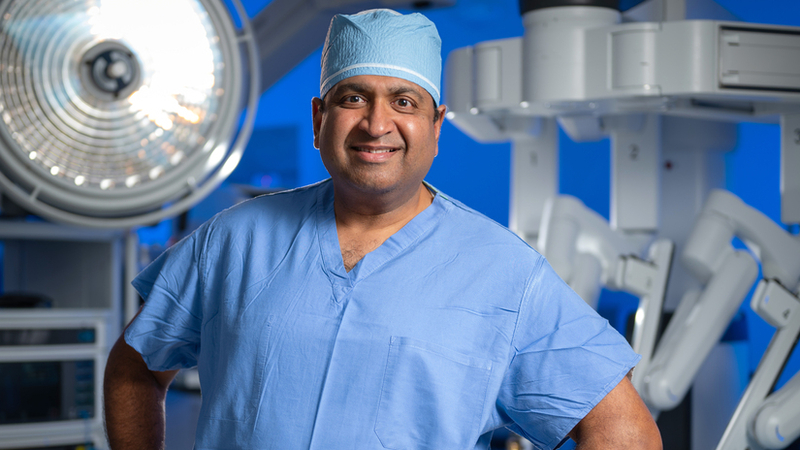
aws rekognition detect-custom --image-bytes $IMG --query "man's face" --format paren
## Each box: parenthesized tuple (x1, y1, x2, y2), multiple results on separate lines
(312, 75, 447, 198)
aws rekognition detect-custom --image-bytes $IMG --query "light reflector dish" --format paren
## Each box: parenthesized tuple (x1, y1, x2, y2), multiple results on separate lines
(0, 0, 258, 227)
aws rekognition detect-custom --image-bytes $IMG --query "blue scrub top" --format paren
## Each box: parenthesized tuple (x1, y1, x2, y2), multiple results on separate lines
(126, 179, 640, 450)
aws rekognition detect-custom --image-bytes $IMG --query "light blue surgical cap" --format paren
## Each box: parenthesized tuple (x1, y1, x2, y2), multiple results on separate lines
(320, 9, 442, 106)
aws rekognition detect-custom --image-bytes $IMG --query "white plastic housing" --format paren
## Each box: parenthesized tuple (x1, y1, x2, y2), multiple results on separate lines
(522, 6, 621, 102)
(538, 195, 645, 306)
(752, 371, 800, 449)
(446, 18, 800, 126)
(717, 279, 800, 450)
(781, 114, 800, 224)
(748, 279, 800, 449)
(699, 190, 800, 290)
(682, 203, 737, 284)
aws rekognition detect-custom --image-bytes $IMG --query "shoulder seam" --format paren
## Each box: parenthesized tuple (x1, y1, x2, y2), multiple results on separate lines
(508, 256, 545, 363)
(197, 213, 222, 306)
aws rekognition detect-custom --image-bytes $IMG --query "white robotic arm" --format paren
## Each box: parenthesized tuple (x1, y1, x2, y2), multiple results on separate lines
(748, 277, 800, 449)
(635, 189, 800, 449)
(538, 195, 647, 308)
(718, 266, 800, 450)
(643, 190, 761, 411)
(753, 374, 800, 449)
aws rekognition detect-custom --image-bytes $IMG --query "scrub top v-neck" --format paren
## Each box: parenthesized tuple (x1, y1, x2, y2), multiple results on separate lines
(315, 180, 444, 287)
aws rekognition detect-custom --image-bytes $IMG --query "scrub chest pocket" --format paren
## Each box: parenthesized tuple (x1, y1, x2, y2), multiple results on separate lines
(374, 336, 493, 449)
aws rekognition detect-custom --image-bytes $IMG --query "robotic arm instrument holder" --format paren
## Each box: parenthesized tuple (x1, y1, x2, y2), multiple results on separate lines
(717, 279, 800, 450)
(538, 195, 674, 385)
(747, 281, 800, 449)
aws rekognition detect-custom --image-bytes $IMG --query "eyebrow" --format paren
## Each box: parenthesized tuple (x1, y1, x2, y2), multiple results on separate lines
(328, 82, 369, 99)
(388, 85, 425, 101)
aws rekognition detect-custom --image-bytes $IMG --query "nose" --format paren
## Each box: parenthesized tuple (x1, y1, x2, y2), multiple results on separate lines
(359, 102, 394, 138)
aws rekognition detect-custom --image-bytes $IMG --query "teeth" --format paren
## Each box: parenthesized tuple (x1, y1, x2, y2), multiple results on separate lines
(356, 147, 395, 153)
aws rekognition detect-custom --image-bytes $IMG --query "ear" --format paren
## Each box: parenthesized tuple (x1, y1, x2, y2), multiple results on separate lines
(434, 104, 447, 156)
(312, 97, 324, 149)
(434, 104, 447, 139)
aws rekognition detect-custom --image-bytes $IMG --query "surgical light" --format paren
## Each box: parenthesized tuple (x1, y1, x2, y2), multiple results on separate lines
(0, 0, 258, 228)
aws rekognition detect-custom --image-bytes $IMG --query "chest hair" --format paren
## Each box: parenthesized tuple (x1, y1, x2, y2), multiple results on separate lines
(340, 237, 384, 272)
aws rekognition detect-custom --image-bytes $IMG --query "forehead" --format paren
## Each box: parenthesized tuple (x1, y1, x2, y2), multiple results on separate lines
(328, 75, 428, 99)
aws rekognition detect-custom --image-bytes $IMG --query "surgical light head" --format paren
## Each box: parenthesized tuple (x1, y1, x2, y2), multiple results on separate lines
(0, 0, 259, 228)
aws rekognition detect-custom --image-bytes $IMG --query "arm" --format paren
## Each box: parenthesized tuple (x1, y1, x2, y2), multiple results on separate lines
(103, 333, 179, 449)
(568, 374, 662, 450)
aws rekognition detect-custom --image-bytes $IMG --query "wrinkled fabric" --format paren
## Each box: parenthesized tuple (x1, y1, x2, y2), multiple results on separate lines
(319, 9, 442, 105)
(125, 179, 640, 450)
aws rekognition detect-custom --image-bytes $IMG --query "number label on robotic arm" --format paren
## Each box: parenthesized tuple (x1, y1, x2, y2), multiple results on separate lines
(752, 280, 800, 329)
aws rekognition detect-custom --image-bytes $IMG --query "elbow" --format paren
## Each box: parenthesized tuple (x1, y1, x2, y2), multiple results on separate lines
(634, 421, 663, 450)
(571, 411, 663, 450)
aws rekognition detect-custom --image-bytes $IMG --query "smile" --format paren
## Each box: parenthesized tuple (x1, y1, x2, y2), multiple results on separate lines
(353, 147, 399, 153)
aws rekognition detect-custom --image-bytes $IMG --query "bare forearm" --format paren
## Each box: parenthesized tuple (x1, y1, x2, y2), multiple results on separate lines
(103, 336, 173, 449)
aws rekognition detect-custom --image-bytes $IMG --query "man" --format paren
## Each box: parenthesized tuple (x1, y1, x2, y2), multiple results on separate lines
(104, 9, 661, 449)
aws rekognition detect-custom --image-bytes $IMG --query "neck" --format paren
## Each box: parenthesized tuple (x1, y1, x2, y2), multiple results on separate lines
(333, 182, 434, 272)
(333, 183, 433, 232)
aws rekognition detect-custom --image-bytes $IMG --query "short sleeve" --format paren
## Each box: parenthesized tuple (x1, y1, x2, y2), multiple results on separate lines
(124, 226, 209, 371)
(498, 258, 641, 450)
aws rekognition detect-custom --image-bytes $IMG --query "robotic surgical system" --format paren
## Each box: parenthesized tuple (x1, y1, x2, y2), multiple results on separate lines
(445, 0, 800, 448)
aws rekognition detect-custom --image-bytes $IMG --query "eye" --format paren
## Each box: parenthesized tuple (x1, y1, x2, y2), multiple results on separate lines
(344, 95, 364, 103)
(395, 98, 414, 109)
